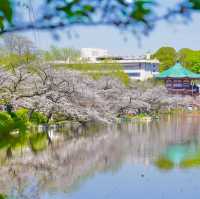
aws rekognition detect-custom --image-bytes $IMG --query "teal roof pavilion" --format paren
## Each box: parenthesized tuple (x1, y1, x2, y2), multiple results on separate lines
(156, 62, 200, 79)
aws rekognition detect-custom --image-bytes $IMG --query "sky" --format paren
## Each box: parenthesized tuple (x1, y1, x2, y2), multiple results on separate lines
(22, 0, 200, 56)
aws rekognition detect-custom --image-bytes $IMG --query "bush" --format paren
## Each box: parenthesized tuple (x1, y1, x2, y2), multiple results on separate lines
(30, 112, 48, 124)
(0, 108, 47, 137)
(15, 108, 29, 123)
(0, 112, 15, 135)
(16, 108, 47, 125)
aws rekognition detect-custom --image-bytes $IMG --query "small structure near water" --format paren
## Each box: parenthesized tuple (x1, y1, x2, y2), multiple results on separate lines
(156, 62, 200, 95)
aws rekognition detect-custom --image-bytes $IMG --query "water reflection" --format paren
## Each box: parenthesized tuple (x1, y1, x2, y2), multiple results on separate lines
(1, 113, 200, 198)
(156, 140, 200, 170)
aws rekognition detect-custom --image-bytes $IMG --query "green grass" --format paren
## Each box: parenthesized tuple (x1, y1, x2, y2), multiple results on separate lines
(54, 62, 130, 86)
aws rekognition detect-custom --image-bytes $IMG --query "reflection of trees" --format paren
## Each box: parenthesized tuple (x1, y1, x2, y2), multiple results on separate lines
(0, 114, 200, 196)
(0, 193, 7, 199)
(0, 132, 48, 163)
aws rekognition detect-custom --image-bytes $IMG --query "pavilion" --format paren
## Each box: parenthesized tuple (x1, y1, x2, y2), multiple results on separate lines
(156, 62, 200, 95)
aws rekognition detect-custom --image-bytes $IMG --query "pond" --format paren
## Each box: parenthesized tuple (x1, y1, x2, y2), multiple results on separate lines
(0, 113, 200, 199)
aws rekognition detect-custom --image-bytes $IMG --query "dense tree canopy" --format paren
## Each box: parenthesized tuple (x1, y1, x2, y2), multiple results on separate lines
(0, 0, 200, 35)
(0, 34, 37, 69)
(153, 47, 200, 72)
(152, 47, 177, 72)
(178, 48, 200, 70)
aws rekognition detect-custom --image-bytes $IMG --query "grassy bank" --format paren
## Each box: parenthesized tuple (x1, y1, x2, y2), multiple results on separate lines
(54, 62, 130, 86)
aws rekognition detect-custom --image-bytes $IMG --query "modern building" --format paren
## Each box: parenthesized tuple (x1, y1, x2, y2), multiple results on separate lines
(95, 55, 159, 81)
(113, 57, 159, 81)
(81, 48, 109, 62)
(80, 48, 159, 81)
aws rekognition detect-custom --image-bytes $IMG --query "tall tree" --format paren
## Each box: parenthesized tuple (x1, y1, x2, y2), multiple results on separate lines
(152, 47, 177, 72)
(0, 34, 37, 68)
(178, 48, 200, 69)
(3, 34, 36, 56)
(44, 46, 81, 62)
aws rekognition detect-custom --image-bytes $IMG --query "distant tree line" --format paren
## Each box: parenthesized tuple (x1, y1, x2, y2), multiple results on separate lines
(0, 34, 82, 68)
(152, 47, 200, 73)
(0, 33, 129, 86)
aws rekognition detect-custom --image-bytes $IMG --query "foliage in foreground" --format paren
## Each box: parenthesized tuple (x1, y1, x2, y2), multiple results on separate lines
(0, 109, 47, 144)
(0, 109, 49, 158)
(0, 0, 200, 36)
(0, 194, 7, 199)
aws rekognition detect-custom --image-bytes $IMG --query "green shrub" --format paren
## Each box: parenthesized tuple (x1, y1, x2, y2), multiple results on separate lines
(0, 112, 15, 135)
(15, 108, 29, 123)
(30, 112, 48, 124)
(16, 108, 47, 125)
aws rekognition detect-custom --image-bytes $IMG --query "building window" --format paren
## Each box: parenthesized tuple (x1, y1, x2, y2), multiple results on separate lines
(128, 72, 141, 77)
(152, 64, 157, 72)
(173, 80, 183, 88)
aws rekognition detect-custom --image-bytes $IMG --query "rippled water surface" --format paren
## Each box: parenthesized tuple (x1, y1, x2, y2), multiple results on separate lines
(1, 114, 200, 199)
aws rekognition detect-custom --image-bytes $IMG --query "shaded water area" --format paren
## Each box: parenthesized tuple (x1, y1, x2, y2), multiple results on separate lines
(1, 114, 200, 198)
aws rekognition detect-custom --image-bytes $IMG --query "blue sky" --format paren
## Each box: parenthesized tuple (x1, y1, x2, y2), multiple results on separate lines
(23, 0, 200, 56)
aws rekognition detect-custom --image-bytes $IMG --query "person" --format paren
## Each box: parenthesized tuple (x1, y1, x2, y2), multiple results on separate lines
(189, 83, 199, 93)
(4, 103, 13, 113)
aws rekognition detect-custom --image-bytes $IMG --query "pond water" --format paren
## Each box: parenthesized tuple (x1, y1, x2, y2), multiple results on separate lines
(1, 114, 200, 199)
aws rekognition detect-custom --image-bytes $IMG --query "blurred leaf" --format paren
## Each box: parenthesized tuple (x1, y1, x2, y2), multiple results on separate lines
(131, 1, 152, 21)
(83, 5, 95, 12)
(0, 193, 8, 199)
(75, 10, 89, 18)
(189, 0, 200, 10)
(117, 0, 129, 6)
(0, 0, 13, 22)
(57, 1, 93, 20)
(0, 16, 4, 30)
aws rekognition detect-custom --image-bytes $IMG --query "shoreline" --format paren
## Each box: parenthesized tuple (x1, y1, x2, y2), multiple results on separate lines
(0, 65, 200, 133)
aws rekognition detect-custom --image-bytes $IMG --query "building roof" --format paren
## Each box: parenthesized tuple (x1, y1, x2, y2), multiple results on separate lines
(156, 62, 200, 79)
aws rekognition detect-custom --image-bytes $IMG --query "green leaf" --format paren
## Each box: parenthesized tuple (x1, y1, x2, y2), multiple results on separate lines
(131, 2, 149, 21)
(83, 5, 95, 12)
(0, 193, 8, 199)
(189, 0, 200, 10)
(0, 16, 4, 30)
(0, 0, 13, 23)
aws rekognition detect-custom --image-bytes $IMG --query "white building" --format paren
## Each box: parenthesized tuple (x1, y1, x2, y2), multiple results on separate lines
(80, 48, 159, 80)
(81, 48, 109, 62)
(95, 55, 159, 81)
(46, 48, 158, 81)
(116, 58, 159, 81)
